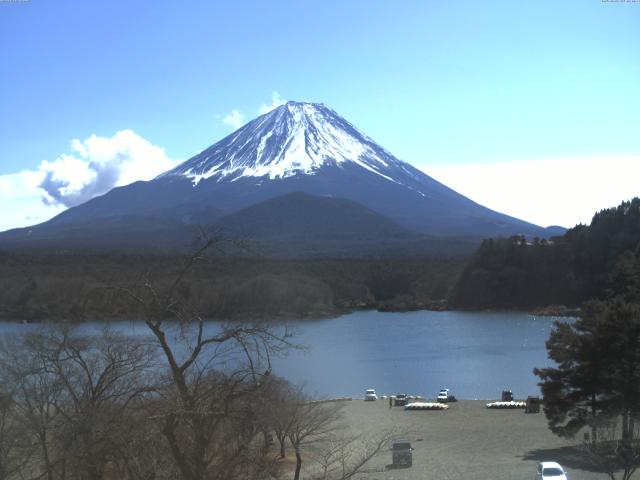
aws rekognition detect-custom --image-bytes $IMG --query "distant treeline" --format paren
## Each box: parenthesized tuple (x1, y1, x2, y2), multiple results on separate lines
(0, 253, 462, 321)
(3, 198, 640, 320)
(452, 198, 640, 309)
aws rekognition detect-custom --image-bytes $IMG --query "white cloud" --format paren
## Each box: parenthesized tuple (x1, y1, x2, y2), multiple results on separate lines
(222, 109, 245, 129)
(220, 93, 286, 130)
(425, 155, 640, 228)
(0, 171, 66, 232)
(0, 130, 180, 232)
(259, 91, 286, 115)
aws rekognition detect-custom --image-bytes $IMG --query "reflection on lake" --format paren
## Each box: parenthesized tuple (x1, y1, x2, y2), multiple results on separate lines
(0, 310, 567, 400)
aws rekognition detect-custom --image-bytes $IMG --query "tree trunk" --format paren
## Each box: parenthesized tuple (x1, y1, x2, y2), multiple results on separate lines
(162, 415, 193, 480)
(293, 445, 302, 480)
(84, 430, 103, 480)
(620, 409, 635, 480)
(38, 428, 55, 480)
(191, 421, 208, 480)
(279, 438, 286, 458)
(591, 393, 598, 444)
(622, 409, 630, 444)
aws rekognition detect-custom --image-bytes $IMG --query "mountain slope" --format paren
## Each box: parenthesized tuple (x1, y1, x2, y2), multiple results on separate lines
(211, 192, 478, 258)
(0, 101, 561, 254)
(213, 192, 412, 240)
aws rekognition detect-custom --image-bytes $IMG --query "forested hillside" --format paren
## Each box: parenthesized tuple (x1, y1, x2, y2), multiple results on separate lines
(452, 198, 640, 309)
(5, 198, 640, 320)
(0, 253, 462, 321)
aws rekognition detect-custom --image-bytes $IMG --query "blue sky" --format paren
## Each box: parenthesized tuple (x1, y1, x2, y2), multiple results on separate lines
(1, 0, 639, 229)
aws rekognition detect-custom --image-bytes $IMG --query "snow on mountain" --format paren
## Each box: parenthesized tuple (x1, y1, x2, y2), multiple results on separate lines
(0, 100, 560, 253)
(161, 101, 422, 190)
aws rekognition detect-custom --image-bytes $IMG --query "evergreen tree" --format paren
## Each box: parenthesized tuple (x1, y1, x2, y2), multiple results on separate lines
(454, 197, 640, 309)
(535, 297, 640, 479)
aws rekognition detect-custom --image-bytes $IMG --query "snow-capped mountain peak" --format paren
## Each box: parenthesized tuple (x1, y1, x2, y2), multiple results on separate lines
(162, 101, 411, 185)
(3, 101, 555, 249)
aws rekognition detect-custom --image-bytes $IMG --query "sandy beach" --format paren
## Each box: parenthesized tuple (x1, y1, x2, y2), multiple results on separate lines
(302, 399, 606, 480)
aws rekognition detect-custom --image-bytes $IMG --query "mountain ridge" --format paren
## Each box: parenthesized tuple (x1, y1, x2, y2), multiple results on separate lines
(0, 101, 564, 255)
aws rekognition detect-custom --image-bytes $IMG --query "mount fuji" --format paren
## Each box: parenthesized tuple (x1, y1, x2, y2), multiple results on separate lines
(0, 101, 562, 255)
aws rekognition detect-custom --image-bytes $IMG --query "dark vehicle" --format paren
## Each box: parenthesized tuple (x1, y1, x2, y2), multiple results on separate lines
(392, 441, 413, 467)
(393, 394, 408, 407)
(501, 389, 514, 401)
(526, 396, 541, 413)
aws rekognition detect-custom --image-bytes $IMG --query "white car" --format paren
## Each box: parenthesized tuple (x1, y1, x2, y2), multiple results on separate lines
(364, 389, 378, 401)
(437, 388, 450, 402)
(536, 461, 568, 480)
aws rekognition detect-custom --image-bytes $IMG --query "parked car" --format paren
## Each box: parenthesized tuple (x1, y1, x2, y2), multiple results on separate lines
(364, 388, 377, 401)
(394, 394, 408, 406)
(536, 461, 568, 480)
(392, 441, 413, 467)
(437, 388, 450, 402)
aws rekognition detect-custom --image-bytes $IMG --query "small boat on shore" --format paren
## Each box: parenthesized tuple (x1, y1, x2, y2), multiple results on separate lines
(486, 401, 526, 409)
(405, 402, 449, 411)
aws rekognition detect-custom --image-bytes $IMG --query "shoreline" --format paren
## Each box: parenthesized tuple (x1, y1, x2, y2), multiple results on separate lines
(0, 304, 580, 323)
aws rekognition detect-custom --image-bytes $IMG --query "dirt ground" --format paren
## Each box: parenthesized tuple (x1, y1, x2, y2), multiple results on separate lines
(298, 399, 608, 480)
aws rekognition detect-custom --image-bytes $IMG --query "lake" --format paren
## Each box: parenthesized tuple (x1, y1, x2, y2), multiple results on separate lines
(0, 310, 566, 400)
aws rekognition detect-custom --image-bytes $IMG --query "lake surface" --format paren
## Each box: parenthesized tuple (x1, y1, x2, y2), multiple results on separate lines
(0, 310, 566, 400)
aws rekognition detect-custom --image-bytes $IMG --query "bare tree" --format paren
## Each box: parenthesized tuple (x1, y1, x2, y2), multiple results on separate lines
(44, 327, 156, 480)
(0, 238, 295, 480)
(119, 238, 294, 480)
(257, 375, 296, 459)
(583, 415, 640, 480)
(0, 331, 64, 480)
(309, 431, 399, 480)
(0, 326, 157, 480)
(0, 390, 32, 480)
(286, 394, 345, 480)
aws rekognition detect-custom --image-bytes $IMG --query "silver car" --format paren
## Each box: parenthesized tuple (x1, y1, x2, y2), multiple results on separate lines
(536, 461, 568, 480)
(364, 388, 377, 401)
